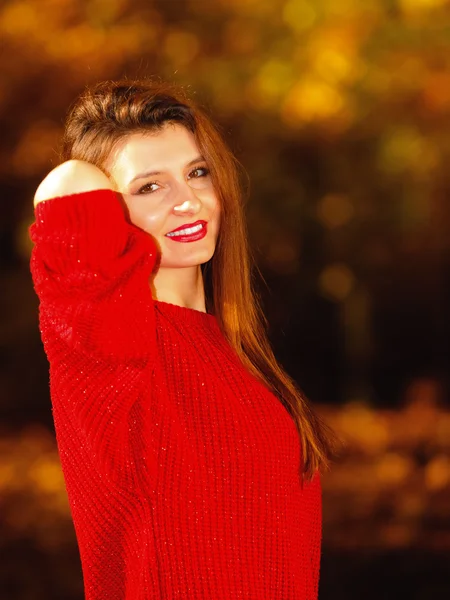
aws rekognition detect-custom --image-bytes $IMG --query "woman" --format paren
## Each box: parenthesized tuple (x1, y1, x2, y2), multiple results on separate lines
(30, 80, 333, 599)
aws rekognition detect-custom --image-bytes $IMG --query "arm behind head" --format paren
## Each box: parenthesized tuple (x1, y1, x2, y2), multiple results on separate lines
(34, 160, 113, 207)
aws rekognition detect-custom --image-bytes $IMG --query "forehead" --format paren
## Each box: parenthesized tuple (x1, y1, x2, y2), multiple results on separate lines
(107, 123, 200, 176)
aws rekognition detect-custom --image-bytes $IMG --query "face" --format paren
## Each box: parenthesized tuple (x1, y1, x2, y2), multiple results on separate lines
(106, 124, 220, 269)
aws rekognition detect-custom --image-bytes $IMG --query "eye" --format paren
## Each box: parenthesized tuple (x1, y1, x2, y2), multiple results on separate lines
(137, 181, 160, 194)
(188, 166, 210, 179)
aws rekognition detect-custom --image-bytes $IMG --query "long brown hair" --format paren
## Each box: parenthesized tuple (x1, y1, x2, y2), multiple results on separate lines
(62, 79, 335, 481)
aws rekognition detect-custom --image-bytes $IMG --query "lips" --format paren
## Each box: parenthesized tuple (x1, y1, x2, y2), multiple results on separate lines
(166, 220, 206, 235)
(165, 220, 208, 243)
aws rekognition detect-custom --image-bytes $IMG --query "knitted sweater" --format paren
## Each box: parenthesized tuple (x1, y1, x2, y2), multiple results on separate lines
(30, 189, 322, 600)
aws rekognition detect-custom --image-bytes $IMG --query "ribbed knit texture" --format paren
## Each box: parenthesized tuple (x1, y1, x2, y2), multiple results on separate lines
(29, 189, 322, 600)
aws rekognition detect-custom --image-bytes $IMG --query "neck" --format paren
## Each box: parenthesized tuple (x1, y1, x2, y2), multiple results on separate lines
(152, 265, 207, 313)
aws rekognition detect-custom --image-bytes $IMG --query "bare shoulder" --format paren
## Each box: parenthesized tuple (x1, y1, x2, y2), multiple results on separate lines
(34, 160, 113, 207)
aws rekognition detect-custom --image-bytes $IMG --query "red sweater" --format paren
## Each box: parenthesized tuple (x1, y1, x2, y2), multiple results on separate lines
(30, 189, 322, 600)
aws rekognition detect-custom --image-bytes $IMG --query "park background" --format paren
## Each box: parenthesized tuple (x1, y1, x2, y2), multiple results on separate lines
(1, 0, 449, 598)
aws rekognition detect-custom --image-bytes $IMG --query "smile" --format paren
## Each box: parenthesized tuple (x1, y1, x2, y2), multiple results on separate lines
(165, 221, 208, 242)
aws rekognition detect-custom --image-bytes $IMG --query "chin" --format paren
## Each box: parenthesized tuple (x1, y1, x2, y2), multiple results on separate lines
(161, 247, 216, 268)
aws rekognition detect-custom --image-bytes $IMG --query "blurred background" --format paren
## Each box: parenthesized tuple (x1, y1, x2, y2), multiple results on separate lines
(1, 0, 450, 598)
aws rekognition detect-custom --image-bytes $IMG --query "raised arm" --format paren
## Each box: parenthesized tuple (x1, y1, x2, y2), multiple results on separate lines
(30, 160, 158, 361)
(34, 159, 113, 205)
(30, 161, 159, 490)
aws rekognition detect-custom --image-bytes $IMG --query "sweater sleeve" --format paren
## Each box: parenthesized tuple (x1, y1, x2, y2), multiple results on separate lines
(29, 189, 157, 361)
(29, 189, 159, 490)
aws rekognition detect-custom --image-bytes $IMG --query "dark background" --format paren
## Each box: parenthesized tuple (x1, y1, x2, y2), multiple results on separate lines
(1, 0, 449, 598)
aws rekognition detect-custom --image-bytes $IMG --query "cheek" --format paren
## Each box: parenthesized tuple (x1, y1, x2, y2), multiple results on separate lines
(124, 197, 165, 235)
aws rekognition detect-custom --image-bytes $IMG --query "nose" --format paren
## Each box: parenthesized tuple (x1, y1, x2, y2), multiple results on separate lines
(172, 181, 201, 216)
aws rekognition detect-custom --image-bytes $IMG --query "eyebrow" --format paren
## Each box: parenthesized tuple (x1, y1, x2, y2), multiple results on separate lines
(128, 155, 206, 185)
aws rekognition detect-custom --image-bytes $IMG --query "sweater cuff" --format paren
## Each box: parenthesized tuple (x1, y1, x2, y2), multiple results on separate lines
(30, 189, 130, 263)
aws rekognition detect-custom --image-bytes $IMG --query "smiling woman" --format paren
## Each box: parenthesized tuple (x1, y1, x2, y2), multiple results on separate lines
(106, 126, 221, 302)
(29, 79, 334, 600)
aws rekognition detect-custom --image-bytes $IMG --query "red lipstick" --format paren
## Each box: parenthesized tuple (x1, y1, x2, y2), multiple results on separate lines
(165, 220, 207, 243)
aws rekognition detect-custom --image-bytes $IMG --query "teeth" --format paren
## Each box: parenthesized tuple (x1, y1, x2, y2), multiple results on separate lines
(167, 223, 204, 237)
